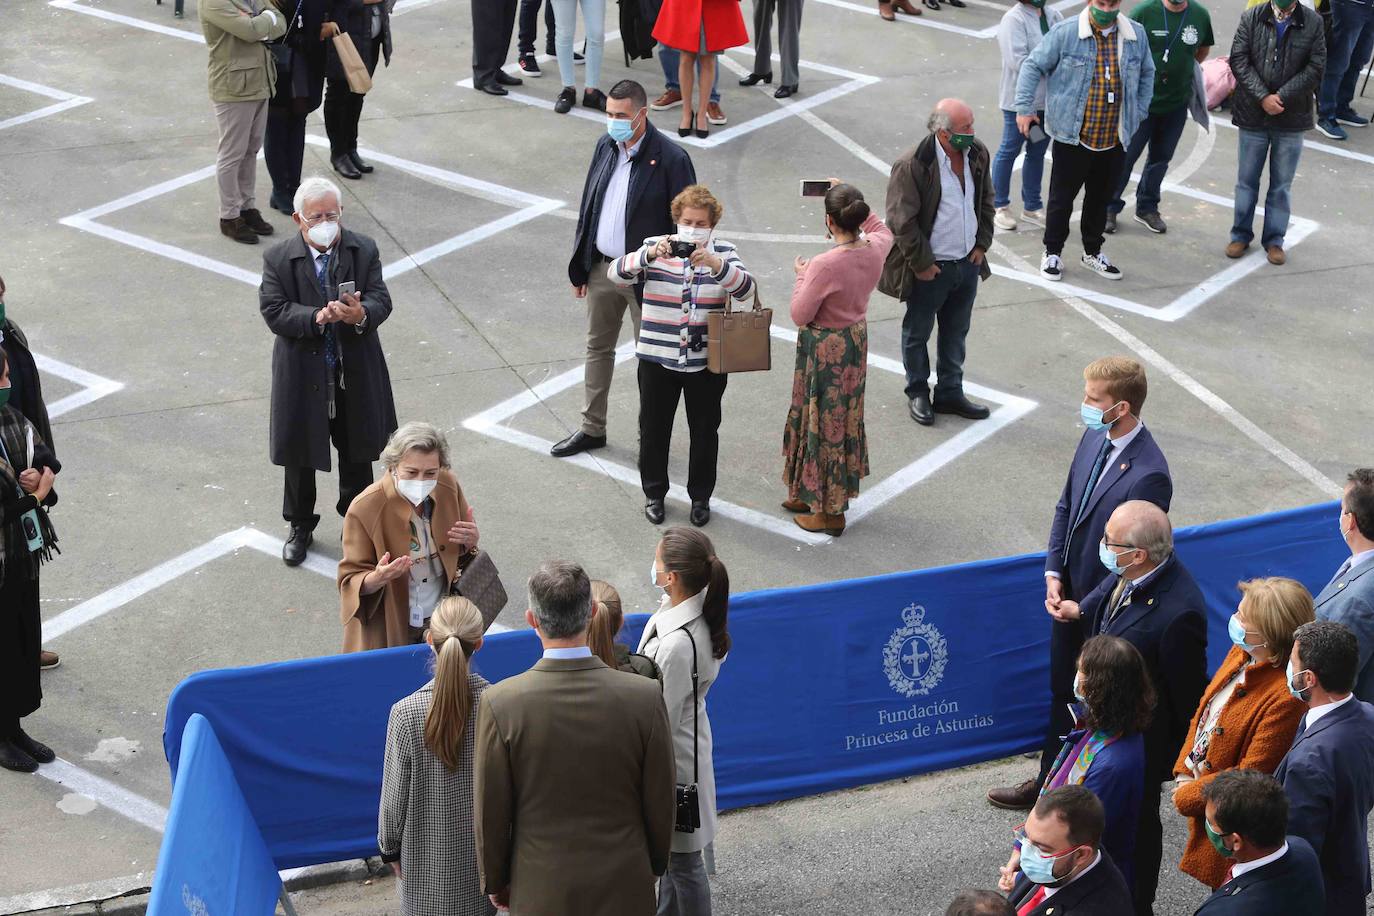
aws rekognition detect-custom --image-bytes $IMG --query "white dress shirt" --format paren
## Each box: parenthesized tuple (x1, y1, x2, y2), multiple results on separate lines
(930, 141, 978, 262)
(595, 136, 644, 260)
(1091, 419, 1144, 496)
(543, 646, 594, 659)
(1043, 850, 1102, 899)
(1345, 547, 1374, 573)
(1303, 691, 1354, 730)
(1230, 841, 1290, 880)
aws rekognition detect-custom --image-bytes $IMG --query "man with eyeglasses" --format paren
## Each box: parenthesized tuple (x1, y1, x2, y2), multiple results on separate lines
(259, 175, 397, 567)
(1006, 785, 1133, 915)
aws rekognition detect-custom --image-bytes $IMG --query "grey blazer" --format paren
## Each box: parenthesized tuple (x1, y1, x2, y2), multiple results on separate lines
(1315, 556, 1374, 703)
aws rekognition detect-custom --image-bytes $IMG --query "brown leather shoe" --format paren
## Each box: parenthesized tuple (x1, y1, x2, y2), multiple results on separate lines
(706, 102, 727, 125)
(651, 88, 683, 110)
(1224, 241, 1248, 259)
(987, 777, 1039, 810)
(893, 0, 923, 14)
(220, 216, 258, 245)
(39, 650, 59, 670)
(240, 208, 274, 236)
(795, 512, 845, 536)
(1266, 245, 1286, 265)
(781, 498, 810, 513)
(878, 0, 896, 19)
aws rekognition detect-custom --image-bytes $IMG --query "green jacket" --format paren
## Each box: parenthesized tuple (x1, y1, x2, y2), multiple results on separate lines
(200, 0, 288, 103)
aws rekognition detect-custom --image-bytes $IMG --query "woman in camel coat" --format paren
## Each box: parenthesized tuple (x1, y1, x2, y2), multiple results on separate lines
(338, 422, 479, 652)
(1171, 577, 1311, 888)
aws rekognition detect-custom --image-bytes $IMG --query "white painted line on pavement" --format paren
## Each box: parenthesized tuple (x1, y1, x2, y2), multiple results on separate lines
(0, 73, 94, 132)
(48, 0, 206, 42)
(37, 758, 169, 833)
(33, 353, 125, 418)
(810, 0, 1002, 38)
(1214, 118, 1374, 166)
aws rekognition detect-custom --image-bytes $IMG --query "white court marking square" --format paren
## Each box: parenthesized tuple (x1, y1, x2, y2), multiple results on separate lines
(58, 135, 564, 286)
(34, 354, 124, 418)
(48, 0, 438, 41)
(464, 328, 1037, 545)
(808, 0, 1079, 41)
(0, 74, 93, 132)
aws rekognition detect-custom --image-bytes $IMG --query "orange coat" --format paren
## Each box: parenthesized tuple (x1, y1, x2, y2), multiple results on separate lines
(1171, 645, 1305, 888)
(337, 469, 470, 652)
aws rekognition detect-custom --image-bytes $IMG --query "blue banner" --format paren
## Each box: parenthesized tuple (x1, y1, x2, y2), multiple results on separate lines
(164, 501, 1346, 870)
(148, 714, 281, 916)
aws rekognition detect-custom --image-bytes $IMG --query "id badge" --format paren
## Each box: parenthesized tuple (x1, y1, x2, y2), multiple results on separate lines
(1107, 91, 1116, 104)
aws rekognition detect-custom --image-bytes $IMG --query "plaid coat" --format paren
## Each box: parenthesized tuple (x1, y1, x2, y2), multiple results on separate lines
(380, 675, 496, 916)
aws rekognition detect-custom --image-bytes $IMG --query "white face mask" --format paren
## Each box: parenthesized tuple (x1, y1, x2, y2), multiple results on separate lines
(651, 561, 669, 594)
(307, 219, 340, 249)
(395, 475, 436, 506)
(676, 225, 710, 244)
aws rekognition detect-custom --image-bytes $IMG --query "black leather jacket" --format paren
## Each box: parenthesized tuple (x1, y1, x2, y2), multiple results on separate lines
(1229, 2, 1326, 131)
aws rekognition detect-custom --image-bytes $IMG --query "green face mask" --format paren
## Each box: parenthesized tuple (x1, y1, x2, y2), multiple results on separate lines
(1204, 821, 1235, 858)
(947, 131, 975, 151)
(1271, 0, 1298, 9)
(0, 386, 10, 410)
(1028, 0, 1047, 7)
(0, 299, 6, 325)
(1089, 5, 1120, 25)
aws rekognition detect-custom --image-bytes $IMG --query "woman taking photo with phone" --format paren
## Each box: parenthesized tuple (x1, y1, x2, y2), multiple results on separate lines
(783, 181, 892, 536)
(609, 184, 755, 528)
(639, 526, 730, 915)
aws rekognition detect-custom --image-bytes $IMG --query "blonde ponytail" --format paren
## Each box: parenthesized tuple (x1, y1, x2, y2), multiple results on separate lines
(424, 596, 485, 770)
(586, 580, 625, 668)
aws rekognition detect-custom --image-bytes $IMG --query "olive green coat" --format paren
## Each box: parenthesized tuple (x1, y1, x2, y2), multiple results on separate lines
(199, 0, 288, 102)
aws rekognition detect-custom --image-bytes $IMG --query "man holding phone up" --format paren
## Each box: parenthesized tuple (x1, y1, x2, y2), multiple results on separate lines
(260, 175, 397, 566)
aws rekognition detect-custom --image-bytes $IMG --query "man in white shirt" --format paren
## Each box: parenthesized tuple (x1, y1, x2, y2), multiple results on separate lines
(1315, 468, 1374, 703)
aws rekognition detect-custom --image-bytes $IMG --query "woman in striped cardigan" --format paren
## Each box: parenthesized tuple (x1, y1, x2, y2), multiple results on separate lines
(1170, 577, 1312, 889)
(609, 184, 755, 529)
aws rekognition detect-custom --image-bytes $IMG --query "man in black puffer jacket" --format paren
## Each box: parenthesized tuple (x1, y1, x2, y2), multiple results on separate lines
(1226, 0, 1325, 266)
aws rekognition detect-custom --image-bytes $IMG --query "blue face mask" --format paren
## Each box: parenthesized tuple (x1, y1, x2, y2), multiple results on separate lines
(607, 113, 637, 143)
(1020, 841, 1081, 886)
(1286, 660, 1312, 702)
(1228, 615, 1264, 654)
(1080, 401, 1122, 431)
(1098, 540, 1137, 576)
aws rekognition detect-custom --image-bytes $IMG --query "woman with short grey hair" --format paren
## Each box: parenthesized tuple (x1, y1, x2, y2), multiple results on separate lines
(338, 422, 481, 652)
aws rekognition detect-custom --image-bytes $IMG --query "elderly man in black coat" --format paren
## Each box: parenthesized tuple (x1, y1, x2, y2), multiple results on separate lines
(259, 175, 397, 566)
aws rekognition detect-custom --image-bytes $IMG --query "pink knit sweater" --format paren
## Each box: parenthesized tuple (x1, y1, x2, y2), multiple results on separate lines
(789, 214, 894, 329)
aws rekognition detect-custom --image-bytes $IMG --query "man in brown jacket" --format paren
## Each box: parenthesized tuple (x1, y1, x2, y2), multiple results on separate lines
(475, 560, 675, 915)
(879, 98, 995, 429)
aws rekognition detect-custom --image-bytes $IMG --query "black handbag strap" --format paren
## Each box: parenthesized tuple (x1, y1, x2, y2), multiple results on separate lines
(679, 625, 699, 784)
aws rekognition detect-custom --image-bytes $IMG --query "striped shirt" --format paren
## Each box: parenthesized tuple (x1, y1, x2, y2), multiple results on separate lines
(609, 237, 755, 372)
(1079, 26, 1122, 151)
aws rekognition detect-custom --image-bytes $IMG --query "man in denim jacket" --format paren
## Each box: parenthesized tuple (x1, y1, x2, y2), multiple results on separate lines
(1014, 0, 1154, 283)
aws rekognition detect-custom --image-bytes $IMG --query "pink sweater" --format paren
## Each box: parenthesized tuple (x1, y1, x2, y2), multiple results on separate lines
(789, 214, 894, 329)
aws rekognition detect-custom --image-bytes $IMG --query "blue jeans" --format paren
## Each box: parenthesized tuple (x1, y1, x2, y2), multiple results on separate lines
(660, 46, 720, 103)
(1320, 0, 1374, 119)
(1108, 104, 1188, 216)
(552, 0, 604, 88)
(991, 108, 1049, 210)
(900, 257, 980, 401)
(1231, 128, 1304, 250)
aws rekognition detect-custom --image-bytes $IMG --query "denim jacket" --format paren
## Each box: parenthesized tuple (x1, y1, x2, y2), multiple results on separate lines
(1014, 7, 1156, 147)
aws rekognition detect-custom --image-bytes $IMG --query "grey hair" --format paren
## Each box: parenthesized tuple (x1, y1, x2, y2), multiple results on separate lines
(927, 108, 954, 133)
(528, 560, 593, 639)
(1119, 500, 1174, 564)
(380, 421, 452, 470)
(293, 176, 343, 215)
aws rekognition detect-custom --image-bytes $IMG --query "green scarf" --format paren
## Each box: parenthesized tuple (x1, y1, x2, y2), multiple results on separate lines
(0, 406, 59, 586)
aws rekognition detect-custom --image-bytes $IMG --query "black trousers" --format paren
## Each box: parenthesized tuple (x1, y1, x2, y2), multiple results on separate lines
(1043, 141, 1124, 257)
(517, 0, 556, 55)
(282, 382, 375, 529)
(637, 360, 728, 502)
(323, 40, 380, 158)
(264, 48, 325, 199)
(1133, 775, 1164, 916)
(472, 0, 519, 87)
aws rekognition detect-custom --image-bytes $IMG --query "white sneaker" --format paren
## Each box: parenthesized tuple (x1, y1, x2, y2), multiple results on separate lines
(1081, 251, 1123, 280)
(1021, 208, 1044, 226)
(1040, 252, 1062, 281)
(994, 207, 1018, 231)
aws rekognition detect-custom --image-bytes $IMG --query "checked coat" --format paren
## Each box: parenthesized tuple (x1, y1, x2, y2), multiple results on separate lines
(379, 675, 496, 916)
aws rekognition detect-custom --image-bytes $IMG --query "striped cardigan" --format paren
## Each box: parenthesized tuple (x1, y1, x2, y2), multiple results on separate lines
(609, 236, 755, 371)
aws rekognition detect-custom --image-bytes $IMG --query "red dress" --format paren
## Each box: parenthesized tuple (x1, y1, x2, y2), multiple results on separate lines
(653, 0, 749, 53)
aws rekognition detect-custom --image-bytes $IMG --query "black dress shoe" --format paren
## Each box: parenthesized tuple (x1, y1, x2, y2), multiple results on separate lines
(477, 81, 509, 96)
(550, 430, 606, 457)
(0, 740, 38, 773)
(494, 70, 523, 86)
(282, 526, 313, 567)
(348, 151, 373, 173)
(774, 84, 798, 99)
(739, 71, 772, 86)
(240, 207, 274, 235)
(332, 154, 362, 180)
(12, 729, 54, 764)
(690, 500, 710, 527)
(909, 394, 934, 426)
(933, 393, 991, 420)
(269, 189, 295, 215)
(645, 499, 666, 525)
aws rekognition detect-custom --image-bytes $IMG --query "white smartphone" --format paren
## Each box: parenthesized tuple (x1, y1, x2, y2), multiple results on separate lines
(800, 179, 831, 198)
(337, 281, 356, 299)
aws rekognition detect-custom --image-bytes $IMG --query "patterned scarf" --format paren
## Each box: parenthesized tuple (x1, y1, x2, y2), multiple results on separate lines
(0, 406, 59, 586)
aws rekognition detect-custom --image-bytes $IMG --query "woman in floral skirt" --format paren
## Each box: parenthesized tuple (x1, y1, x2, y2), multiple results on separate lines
(783, 181, 892, 536)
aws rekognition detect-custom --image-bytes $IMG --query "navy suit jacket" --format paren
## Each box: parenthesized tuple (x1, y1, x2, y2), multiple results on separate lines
(1008, 851, 1133, 916)
(1082, 556, 1209, 781)
(1192, 836, 1324, 916)
(1046, 425, 1172, 601)
(567, 121, 696, 288)
(1313, 557, 1374, 704)
(1275, 698, 1374, 916)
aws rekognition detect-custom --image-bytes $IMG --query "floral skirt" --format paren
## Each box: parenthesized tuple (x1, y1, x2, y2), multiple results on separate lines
(782, 321, 869, 515)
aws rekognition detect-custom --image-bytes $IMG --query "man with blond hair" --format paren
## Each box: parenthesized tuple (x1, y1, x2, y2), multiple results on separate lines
(989, 356, 1172, 816)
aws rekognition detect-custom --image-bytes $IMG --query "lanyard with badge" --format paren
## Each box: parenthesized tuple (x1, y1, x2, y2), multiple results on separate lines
(0, 426, 47, 553)
(1159, 5, 1189, 63)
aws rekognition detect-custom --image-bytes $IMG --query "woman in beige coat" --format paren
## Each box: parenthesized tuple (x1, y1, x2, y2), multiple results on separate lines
(338, 422, 479, 652)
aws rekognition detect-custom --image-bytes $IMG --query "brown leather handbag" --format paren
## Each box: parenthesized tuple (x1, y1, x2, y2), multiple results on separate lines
(451, 550, 508, 631)
(706, 289, 772, 374)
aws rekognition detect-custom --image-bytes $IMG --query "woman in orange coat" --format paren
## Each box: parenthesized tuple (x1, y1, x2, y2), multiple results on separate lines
(1170, 577, 1312, 888)
(652, 0, 747, 138)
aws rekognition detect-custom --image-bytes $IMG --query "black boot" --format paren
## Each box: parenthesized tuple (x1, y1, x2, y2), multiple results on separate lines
(282, 526, 313, 567)
(0, 740, 37, 773)
(12, 729, 54, 764)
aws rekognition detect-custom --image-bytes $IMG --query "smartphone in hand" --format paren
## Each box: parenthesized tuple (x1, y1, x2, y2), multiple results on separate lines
(800, 179, 830, 198)
(337, 280, 356, 299)
(1027, 123, 1047, 144)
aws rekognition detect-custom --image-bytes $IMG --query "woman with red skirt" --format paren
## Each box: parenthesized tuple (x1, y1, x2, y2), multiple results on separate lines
(652, 0, 747, 138)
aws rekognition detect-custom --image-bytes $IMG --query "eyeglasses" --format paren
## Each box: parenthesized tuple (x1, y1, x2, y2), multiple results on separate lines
(300, 211, 340, 225)
(1102, 539, 1137, 550)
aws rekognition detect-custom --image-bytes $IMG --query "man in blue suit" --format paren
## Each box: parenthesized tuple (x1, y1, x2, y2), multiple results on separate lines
(1053, 501, 1207, 913)
(989, 356, 1171, 812)
(1314, 469, 1374, 703)
(1275, 620, 1374, 916)
(1193, 769, 1324, 915)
